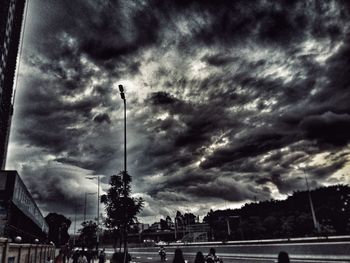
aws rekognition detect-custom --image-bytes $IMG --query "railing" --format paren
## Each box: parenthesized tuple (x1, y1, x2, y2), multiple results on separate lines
(0, 238, 55, 263)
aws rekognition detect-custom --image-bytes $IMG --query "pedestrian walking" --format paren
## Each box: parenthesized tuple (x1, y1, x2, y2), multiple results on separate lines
(77, 252, 88, 263)
(172, 248, 185, 263)
(72, 250, 79, 263)
(86, 250, 93, 263)
(278, 251, 290, 263)
(54, 250, 64, 263)
(194, 251, 205, 263)
(205, 248, 223, 263)
(98, 248, 106, 263)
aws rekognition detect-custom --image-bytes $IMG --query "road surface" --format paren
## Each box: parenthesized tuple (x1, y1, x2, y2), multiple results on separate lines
(102, 241, 350, 263)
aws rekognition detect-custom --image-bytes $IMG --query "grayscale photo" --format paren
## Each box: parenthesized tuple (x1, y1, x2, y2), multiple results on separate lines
(0, 1, 349, 262)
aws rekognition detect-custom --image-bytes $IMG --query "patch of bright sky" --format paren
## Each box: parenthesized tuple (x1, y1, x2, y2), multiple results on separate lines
(65, 123, 86, 130)
(239, 43, 303, 83)
(266, 181, 287, 200)
(259, 150, 278, 165)
(189, 60, 210, 79)
(261, 63, 296, 83)
(219, 200, 247, 211)
(145, 173, 166, 184)
(196, 133, 230, 167)
(157, 112, 170, 121)
(61, 90, 85, 103)
(115, 77, 150, 103)
(307, 151, 332, 167)
(163, 11, 211, 41)
(312, 149, 350, 185)
(80, 55, 99, 74)
(298, 38, 343, 65)
(6, 143, 55, 169)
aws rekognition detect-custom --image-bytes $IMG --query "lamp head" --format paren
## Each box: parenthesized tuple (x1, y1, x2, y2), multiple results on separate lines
(118, 84, 124, 93)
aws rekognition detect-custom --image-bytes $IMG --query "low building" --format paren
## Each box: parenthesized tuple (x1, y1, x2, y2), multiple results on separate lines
(0, 170, 48, 242)
(182, 223, 210, 242)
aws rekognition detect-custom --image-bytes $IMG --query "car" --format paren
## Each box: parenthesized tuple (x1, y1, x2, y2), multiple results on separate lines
(143, 239, 155, 247)
(156, 241, 167, 246)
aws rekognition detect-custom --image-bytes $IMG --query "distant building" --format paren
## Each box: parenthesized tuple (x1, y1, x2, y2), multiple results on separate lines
(0, 170, 48, 242)
(131, 222, 149, 233)
(0, 0, 26, 168)
(149, 222, 161, 231)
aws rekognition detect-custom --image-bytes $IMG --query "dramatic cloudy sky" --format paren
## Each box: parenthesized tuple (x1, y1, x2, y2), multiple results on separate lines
(6, 0, 350, 225)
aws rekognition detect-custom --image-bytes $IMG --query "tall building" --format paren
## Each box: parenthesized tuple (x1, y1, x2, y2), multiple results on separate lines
(0, 0, 26, 169)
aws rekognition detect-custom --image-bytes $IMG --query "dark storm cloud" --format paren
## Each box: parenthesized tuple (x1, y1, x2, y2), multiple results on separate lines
(309, 159, 347, 179)
(130, 0, 349, 207)
(200, 130, 295, 170)
(150, 92, 177, 105)
(7, 0, 350, 220)
(300, 112, 350, 146)
(93, 113, 111, 124)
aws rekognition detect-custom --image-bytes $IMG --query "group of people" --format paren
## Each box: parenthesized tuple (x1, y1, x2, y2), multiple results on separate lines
(49, 248, 106, 263)
(167, 247, 223, 263)
(164, 247, 290, 263)
(51, 246, 291, 263)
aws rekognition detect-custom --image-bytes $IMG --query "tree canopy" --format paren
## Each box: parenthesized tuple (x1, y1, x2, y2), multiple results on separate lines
(101, 171, 143, 250)
(45, 213, 71, 247)
(203, 185, 350, 240)
(79, 220, 98, 249)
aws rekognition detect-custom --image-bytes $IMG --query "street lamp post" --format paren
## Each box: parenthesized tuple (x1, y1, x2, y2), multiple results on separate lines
(83, 192, 96, 252)
(119, 84, 126, 173)
(86, 175, 101, 251)
(119, 84, 128, 263)
(73, 205, 82, 246)
(84, 192, 96, 222)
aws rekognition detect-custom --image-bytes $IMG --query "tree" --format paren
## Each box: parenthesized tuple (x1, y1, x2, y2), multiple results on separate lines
(101, 171, 143, 255)
(45, 213, 71, 247)
(79, 221, 97, 250)
(160, 219, 168, 230)
(183, 213, 196, 225)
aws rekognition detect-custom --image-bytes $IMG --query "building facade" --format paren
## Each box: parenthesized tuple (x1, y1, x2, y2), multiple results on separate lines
(0, 0, 26, 169)
(0, 170, 48, 242)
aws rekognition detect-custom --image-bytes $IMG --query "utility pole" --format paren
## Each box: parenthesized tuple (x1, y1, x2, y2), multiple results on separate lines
(83, 192, 96, 250)
(226, 218, 231, 236)
(73, 206, 77, 246)
(175, 219, 177, 240)
(86, 175, 101, 251)
(83, 192, 86, 222)
(84, 193, 87, 223)
(97, 175, 100, 250)
(303, 169, 320, 233)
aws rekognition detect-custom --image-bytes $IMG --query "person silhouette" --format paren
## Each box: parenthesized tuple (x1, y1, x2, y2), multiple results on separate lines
(205, 248, 222, 263)
(194, 251, 205, 263)
(278, 251, 290, 263)
(172, 248, 185, 263)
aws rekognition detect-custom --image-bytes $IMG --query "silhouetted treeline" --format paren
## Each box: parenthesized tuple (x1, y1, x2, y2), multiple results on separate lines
(203, 185, 350, 241)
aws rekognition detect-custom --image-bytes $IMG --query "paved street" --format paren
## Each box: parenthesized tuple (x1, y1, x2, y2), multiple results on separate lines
(103, 241, 350, 263)
(65, 241, 350, 263)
